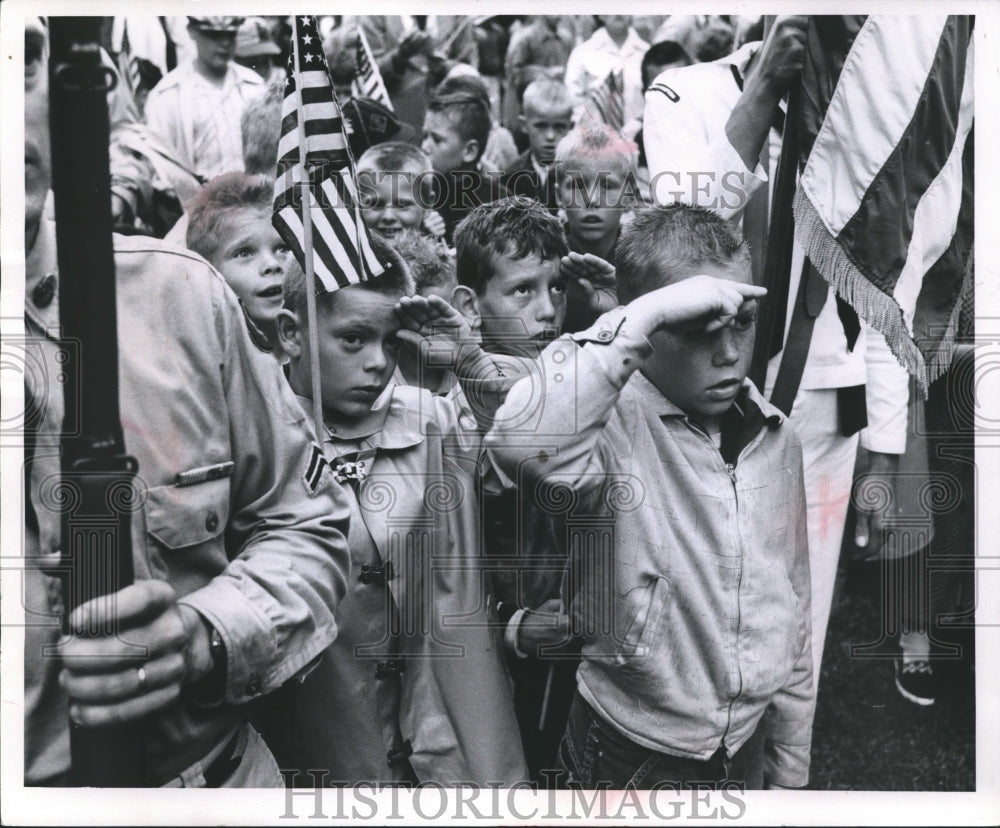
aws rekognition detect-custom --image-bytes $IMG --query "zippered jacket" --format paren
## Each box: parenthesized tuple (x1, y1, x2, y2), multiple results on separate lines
(485, 307, 815, 787)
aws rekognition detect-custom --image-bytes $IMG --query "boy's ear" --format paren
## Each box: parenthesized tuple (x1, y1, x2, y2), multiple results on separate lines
(516, 113, 527, 134)
(275, 309, 303, 359)
(460, 139, 480, 166)
(452, 285, 482, 332)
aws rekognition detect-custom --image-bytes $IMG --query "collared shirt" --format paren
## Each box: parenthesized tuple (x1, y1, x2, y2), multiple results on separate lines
(486, 308, 816, 787)
(144, 59, 264, 180)
(564, 26, 649, 137)
(23, 219, 350, 785)
(504, 17, 575, 91)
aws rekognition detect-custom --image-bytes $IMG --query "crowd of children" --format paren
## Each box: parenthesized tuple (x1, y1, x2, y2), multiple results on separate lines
(25, 13, 944, 791)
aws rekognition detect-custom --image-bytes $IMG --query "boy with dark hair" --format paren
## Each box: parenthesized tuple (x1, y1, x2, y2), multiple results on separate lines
(186, 171, 295, 351)
(451, 196, 581, 779)
(421, 76, 501, 242)
(452, 195, 568, 356)
(262, 234, 528, 785)
(486, 204, 814, 790)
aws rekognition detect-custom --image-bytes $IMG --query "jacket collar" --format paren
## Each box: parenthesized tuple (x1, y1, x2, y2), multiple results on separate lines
(628, 370, 784, 428)
(299, 384, 425, 451)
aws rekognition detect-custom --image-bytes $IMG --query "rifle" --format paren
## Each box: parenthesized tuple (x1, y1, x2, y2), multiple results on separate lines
(49, 17, 146, 786)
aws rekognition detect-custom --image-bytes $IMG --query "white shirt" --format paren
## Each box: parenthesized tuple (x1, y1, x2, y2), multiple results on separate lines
(643, 43, 908, 453)
(145, 60, 264, 181)
(564, 26, 648, 138)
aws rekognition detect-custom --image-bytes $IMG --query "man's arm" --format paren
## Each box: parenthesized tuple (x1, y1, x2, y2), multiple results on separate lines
(59, 264, 351, 724)
(644, 16, 808, 220)
(853, 324, 910, 556)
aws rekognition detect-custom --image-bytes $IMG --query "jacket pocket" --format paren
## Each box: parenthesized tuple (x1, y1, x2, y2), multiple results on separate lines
(145, 476, 230, 549)
(614, 576, 670, 668)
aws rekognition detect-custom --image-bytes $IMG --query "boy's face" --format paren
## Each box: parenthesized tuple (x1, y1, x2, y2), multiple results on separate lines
(467, 252, 566, 356)
(421, 110, 474, 174)
(358, 168, 426, 238)
(520, 100, 573, 167)
(212, 208, 293, 335)
(300, 287, 401, 420)
(642, 262, 756, 433)
(558, 155, 629, 246)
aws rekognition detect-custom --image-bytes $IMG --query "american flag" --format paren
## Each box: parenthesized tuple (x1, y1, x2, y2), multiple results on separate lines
(116, 19, 141, 97)
(585, 67, 625, 131)
(351, 25, 394, 112)
(273, 15, 385, 291)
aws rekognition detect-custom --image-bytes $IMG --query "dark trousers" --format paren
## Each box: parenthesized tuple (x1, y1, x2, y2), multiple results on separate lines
(556, 691, 765, 790)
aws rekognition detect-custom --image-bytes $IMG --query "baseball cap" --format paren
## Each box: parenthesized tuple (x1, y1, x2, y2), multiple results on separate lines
(188, 16, 245, 33)
(236, 17, 281, 57)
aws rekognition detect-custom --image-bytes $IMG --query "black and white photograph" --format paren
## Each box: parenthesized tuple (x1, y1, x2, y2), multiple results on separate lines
(1, 2, 996, 824)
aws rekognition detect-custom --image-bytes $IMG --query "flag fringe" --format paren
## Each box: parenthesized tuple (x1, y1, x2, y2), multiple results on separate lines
(792, 186, 935, 400)
(923, 248, 972, 388)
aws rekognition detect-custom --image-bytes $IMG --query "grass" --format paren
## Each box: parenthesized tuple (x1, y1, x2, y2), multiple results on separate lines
(809, 554, 976, 790)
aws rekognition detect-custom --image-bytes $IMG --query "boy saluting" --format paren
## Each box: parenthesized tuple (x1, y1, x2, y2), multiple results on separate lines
(486, 205, 814, 790)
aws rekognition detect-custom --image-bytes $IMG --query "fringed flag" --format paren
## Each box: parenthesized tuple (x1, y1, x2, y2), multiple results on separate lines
(585, 67, 625, 131)
(351, 25, 394, 113)
(793, 15, 974, 396)
(273, 14, 386, 291)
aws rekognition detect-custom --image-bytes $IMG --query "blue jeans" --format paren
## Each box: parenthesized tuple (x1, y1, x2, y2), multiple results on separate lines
(556, 692, 765, 790)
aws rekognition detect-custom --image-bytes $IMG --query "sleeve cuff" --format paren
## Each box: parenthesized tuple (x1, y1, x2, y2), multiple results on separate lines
(504, 609, 529, 659)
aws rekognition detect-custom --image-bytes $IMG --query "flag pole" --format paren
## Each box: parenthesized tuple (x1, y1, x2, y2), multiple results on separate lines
(291, 17, 326, 440)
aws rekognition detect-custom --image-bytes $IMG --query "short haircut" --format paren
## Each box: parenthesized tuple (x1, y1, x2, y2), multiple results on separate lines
(282, 231, 415, 318)
(390, 229, 456, 294)
(241, 77, 284, 175)
(641, 40, 693, 89)
(426, 76, 492, 160)
(616, 205, 750, 304)
(521, 79, 573, 115)
(553, 121, 638, 185)
(454, 196, 568, 294)
(186, 171, 273, 261)
(357, 142, 435, 202)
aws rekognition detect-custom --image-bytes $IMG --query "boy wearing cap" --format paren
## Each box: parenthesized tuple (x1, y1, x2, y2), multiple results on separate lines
(145, 16, 264, 181)
(233, 17, 283, 83)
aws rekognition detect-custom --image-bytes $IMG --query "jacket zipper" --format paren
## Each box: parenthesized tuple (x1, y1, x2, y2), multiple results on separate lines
(683, 419, 748, 760)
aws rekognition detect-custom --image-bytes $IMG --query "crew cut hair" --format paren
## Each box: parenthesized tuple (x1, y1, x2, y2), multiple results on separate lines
(615, 204, 750, 303)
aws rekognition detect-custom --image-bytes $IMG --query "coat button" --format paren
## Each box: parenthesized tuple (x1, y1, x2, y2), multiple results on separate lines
(205, 511, 219, 532)
(246, 678, 261, 695)
(596, 329, 613, 342)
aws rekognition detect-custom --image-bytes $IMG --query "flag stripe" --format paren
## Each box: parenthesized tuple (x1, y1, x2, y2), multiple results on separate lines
(792, 14, 975, 394)
(836, 15, 970, 294)
(911, 123, 974, 358)
(891, 39, 974, 334)
(798, 16, 949, 234)
(272, 15, 385, 291)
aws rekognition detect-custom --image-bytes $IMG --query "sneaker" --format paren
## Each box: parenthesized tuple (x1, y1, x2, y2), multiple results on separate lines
(894, 657, 935, 706)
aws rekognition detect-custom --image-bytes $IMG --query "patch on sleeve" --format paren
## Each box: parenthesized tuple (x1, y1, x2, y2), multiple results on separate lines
(648, 82, 680, 103)
(303, 443, 330, 495)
